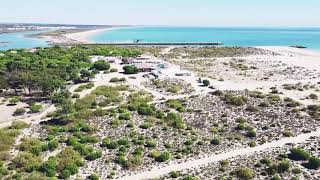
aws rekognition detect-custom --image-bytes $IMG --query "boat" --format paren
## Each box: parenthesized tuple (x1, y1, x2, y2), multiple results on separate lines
(133, 39, 143, 43)
(290, 45, 307, 49)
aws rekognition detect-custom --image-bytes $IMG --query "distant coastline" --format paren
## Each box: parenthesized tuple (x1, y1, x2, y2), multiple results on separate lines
(32, 26, 134, 45)
(64, 27, 127, 43)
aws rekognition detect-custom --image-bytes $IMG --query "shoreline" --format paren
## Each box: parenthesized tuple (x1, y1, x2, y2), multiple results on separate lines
(64, 28, 111, 43)
(37, 26, 135, 45)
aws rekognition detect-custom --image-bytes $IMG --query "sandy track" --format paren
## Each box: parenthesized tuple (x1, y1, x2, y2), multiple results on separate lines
(119, 129, 320, 180)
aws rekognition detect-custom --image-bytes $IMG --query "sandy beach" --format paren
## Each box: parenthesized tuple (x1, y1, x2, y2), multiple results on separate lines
(64, 28, 109, 43)
(34, 27, 115, 45)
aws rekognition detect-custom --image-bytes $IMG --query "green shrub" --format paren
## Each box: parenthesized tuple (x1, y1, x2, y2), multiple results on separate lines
(110, 77, 126, 83)
(184, 140, 194, 146)
(102, 138, 118, 149)
(248, 141, 256, 147)
(86, 151, 102, 161)
(260, 157, 272, 165)
(13, 108, 26, 116)
(156, 151, 171, 162)
(183, 175, 197, 180)
(246, 129, 257, 138)
(210, 137, 221, 145)
(118, 112, 131, 120)
(50, 91, 71, 104)
(56, 147, 82, 172)
(165, 112, 185, 129)
(60, 169, 71, 179)
(11, 152, 42, 172)
(117, 137, 129, 146)
(166, 84, 182, 93)
(72, 93, 80, 98)
(10, 121, 30, 130)
(149, 150, 161, 158)
(271, 175, 281, 180)
(123, 65, 139, 74)
(9, 97, 20, 105)
(289, 148, 310, 161)
(92, 60, 110, 71)
(89, 173, 100, 180)
(277, 160, 290, 173)
(236, 167, 254, 180)
(0, 165, 9, 177)
(40, 158, 57, 177)
(202, 79, 210, 86)
(64, 163, 78, 175)
(139, 123, 152, 129)
(79, 135, 99, 144)
(145, 140, 157, 148)
(222, 94, 247, 106)
(245, 105, 260, 113)
(74, 94, 97, 110)
(166, 99, 184, 109)
(137, 104, 154, 115)
(305, 157, 320, 169)
(110, 68, 118, 73)
(282, 130, 294, 137)
(30, 104, 42, 113)
(18, 138, 43, 154)
(74, 83, 95, 92)
(48, 140, 59, 151)
(169, 171, 179, 178)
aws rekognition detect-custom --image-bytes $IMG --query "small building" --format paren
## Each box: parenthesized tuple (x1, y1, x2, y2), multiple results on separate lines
(175, 72, 191, 76)
(136, 55, 152, 61)
(133, 63, 156, 72)
(122, 58, 134, 64)
(90, 56, 120, 63)
(105, 57, 119, 63)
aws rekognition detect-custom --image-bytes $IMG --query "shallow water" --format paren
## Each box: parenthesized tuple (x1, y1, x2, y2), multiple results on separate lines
(90, 27, 320, 50)
(0, 30, 49, 50)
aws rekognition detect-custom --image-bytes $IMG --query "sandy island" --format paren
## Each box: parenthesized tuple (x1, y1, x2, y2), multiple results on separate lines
(38, 27, 132, 45)
(64, 28, 109, 43)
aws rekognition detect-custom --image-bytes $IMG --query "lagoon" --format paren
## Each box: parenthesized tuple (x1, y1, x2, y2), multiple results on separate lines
(0, 31, 49, 51)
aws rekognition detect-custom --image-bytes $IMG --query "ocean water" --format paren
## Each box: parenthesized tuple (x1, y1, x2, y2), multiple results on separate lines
(0, 31, 49, 51)
(2, 27, 320, 50)
(90, 27, 320, 50)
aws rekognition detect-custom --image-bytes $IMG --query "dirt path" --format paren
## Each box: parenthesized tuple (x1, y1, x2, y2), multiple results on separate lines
(118, 129, 320, 180)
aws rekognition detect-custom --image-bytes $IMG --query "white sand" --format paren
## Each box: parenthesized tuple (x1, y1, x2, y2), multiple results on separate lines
(64, 27, 133, 43)
(258, 46, 320, 70)
(64, 28, 109, 43)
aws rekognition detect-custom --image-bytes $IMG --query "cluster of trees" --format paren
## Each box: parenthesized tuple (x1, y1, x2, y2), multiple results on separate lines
(0, 45, 140, 96)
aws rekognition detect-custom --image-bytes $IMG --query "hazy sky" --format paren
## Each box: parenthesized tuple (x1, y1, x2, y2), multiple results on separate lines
(0, 0, 319, 27)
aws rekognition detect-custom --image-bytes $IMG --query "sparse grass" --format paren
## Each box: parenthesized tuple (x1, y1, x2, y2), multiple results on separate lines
(74, 83, 95, 92)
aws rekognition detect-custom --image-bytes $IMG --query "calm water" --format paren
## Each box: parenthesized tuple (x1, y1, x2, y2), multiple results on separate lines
(2, 27, 320, 50)
(90, 27, 320, 49)
(0, 31, 49, 51)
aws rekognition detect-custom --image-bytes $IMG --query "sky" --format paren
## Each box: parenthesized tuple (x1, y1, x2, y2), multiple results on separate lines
(0, 0, 319, 27)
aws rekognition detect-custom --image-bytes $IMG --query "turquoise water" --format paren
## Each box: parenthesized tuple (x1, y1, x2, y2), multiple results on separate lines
(90, 27, 320, 49)
(2, 27, 320, 50)
(0, 31, 49, 51)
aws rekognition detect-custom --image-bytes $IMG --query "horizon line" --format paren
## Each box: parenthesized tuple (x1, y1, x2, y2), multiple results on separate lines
(1, 22, 320, 29)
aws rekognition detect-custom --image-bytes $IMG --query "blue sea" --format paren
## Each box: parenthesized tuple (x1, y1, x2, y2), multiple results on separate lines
(90, 27, 320, 50)
(1, 27, 320, 50)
